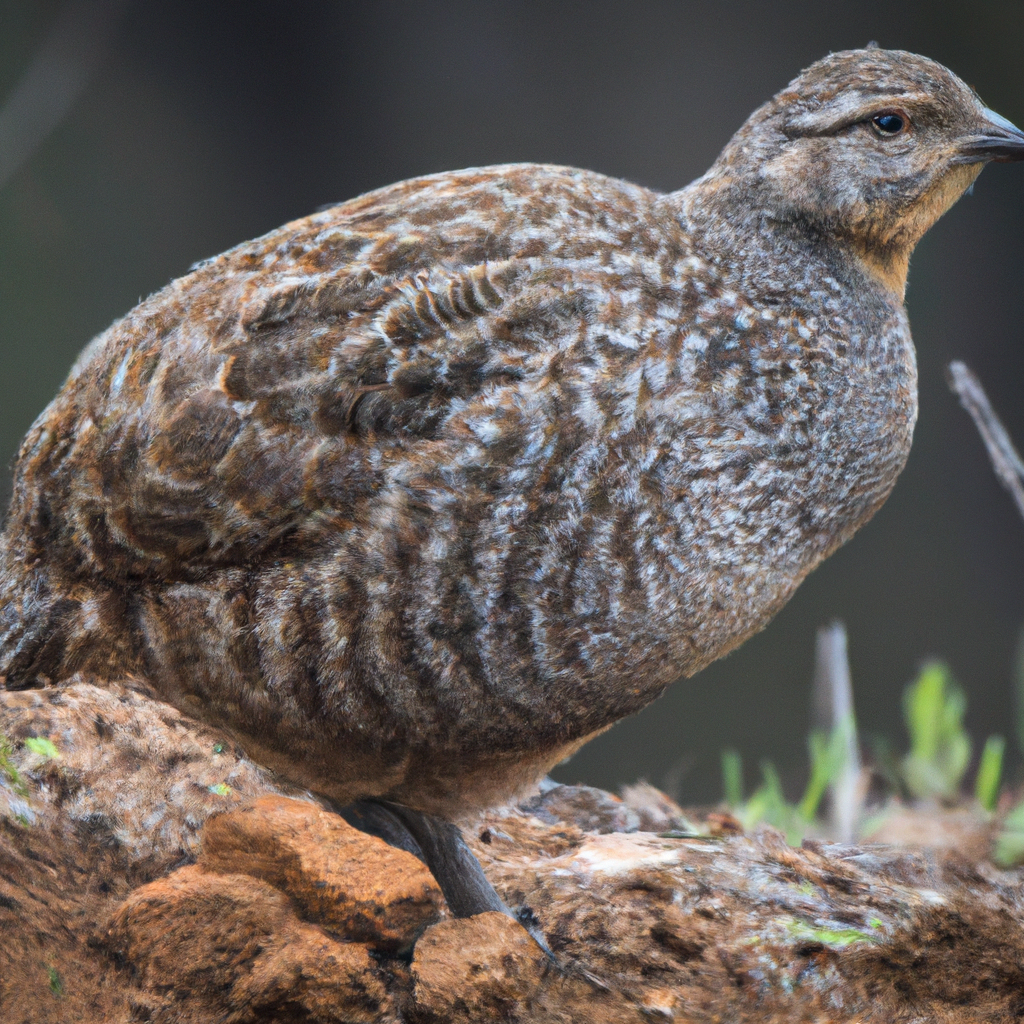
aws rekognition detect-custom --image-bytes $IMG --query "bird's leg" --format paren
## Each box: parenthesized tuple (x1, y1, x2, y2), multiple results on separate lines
(335, 799, 426, 860)
(379, 801, 512, 919)
(338, 798, 553, 958)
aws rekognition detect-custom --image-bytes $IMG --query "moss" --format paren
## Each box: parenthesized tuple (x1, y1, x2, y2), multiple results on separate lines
(24, 737, 59, 761)
(785, 919, 875, 948)
(46, 965, 63, 998)
(0, 732, 28, 797)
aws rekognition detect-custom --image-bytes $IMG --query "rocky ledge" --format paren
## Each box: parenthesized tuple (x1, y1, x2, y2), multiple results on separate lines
(2, 678, 1023, 1023)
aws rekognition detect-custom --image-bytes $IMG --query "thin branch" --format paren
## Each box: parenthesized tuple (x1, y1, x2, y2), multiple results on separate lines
(946, 360, 1024, 526)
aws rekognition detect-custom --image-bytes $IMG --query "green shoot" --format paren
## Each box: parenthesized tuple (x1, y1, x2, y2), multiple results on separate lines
(718, 644, 1016, 851)
(798, 716, 854, 823)
(736, 760, 783, 826)
(993, 798, 1024, 868)
(723, 716, 856, 845)
(735, 762, 807, 844)
(900, 662, 971, 801)
(721, 748, 743, 808)
(974, 736, 1005, 812)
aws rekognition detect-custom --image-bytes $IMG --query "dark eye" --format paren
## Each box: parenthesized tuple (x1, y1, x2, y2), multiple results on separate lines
(871, 112, 907, 136)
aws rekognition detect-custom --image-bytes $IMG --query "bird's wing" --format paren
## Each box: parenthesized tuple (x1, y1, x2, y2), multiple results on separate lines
(18, 165, 660, 580)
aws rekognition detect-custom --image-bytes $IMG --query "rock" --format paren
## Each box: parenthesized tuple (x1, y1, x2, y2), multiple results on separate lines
(199, 794, 443, 951)
(6, 679, 1024, 1022)
(0, 812, 136, 1022)
(0, 678, 292, 870)
(521, 782, 641, 833)
(860, 799, 995, 862)
(412, 911, 546, 1021)
(468, 818, 1024, 1022)
(619, 781, 695, 833)
(105, 864, 386, 1023)
(0, 678, 294, 1024)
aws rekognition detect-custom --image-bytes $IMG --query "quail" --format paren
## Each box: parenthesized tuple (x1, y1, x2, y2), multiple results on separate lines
(2, 49, 1023, 916)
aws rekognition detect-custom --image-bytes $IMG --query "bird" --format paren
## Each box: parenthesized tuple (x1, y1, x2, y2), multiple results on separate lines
(1, 48, 1022, 916)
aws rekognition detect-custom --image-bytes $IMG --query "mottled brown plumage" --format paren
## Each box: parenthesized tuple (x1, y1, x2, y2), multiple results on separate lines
(2, 49, 1022, 818)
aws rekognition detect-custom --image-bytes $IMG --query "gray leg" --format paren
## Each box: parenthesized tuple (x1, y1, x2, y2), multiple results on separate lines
(379, 801, 512, 919)
(338, 798, 553, 958)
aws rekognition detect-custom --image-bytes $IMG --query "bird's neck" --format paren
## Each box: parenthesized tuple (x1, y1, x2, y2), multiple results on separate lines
(665, 174, 911, 304)
(846, 242, 911, 299)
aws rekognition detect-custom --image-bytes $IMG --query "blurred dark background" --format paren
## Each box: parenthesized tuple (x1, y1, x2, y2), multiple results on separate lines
(2, 0, 1023, 804)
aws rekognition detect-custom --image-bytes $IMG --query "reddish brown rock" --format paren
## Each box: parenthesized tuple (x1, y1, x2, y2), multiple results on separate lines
(522, 782, 642, 834)
(412, 911, 547, 1021)
(619, 781, 695, 833)
(199, 794, 444, 950)
(861, 799, 996, 862)
(105, 864, 386, 1023)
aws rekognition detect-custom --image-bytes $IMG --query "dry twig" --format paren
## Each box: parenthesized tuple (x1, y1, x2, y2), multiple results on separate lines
(947, 360, 1024, 525)
(812, 621, 861, 842)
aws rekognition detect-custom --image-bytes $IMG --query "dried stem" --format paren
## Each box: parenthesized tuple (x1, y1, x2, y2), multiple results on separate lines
(946, 360, 1024, 526)
(812, 621, 861, 843)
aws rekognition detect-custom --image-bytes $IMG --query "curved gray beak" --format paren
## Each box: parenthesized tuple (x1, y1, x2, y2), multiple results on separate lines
(956, 107, 1024, 163)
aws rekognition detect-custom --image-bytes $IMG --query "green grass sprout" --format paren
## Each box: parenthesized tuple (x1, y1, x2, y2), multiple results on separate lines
(900, 661, 971, 801)
(47, 965, 63, 998)
(784, 919, 875, 947)
(974, 735, 1005, 812)
(993, 799, 1024, 868)
(798, 717, 854, 823)
(722, 748, 743, 808)
(724, 717, 855, 844)
(733, 761, 809, 843)
(720, 634, 1020, 857)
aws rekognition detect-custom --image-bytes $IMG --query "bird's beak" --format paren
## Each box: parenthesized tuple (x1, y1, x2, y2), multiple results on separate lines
(956, 107, 1024, 163)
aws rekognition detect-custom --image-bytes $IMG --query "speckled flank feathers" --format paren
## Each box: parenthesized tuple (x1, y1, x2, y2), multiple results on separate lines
(0, 50, 1012, 816)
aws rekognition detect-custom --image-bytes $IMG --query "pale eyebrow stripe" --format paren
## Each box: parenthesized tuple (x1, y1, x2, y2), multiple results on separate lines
(785, 91, 932, 136)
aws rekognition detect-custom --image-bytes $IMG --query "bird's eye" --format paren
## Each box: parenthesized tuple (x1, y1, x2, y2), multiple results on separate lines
(871, 112, 907, 136)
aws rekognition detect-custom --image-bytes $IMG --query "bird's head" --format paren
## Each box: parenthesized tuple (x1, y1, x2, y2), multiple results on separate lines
(707, 48, 1024, 295)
